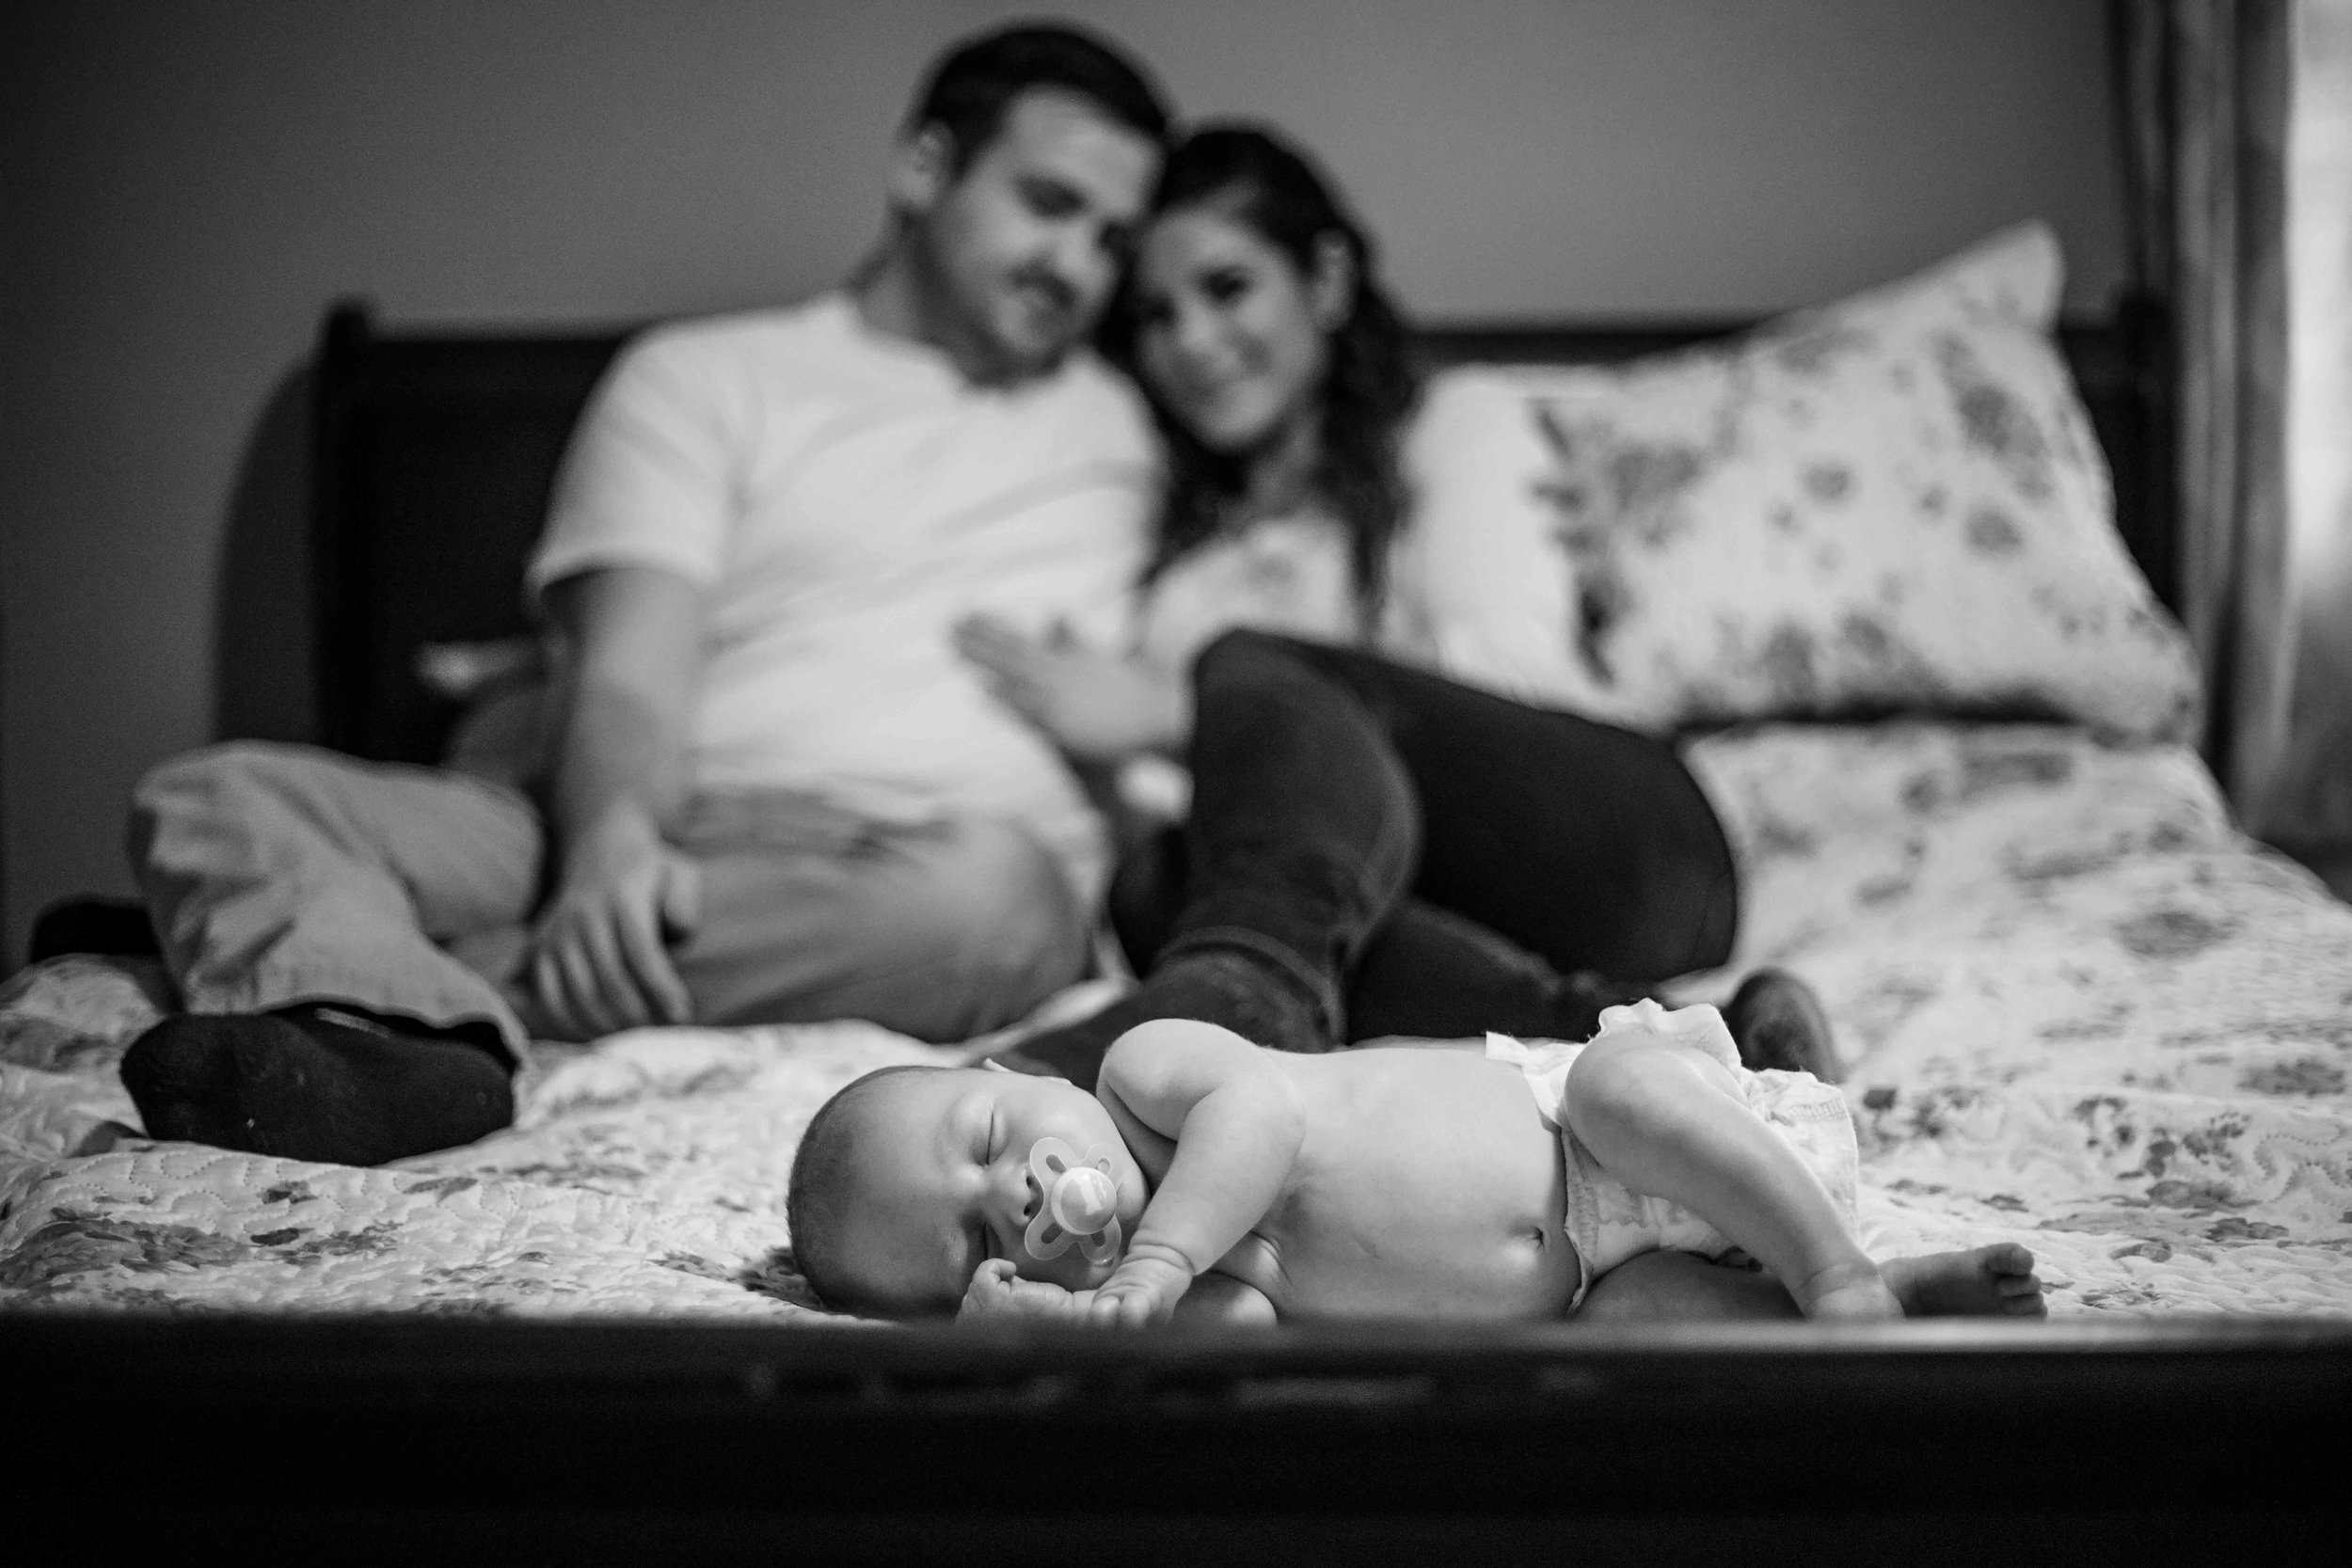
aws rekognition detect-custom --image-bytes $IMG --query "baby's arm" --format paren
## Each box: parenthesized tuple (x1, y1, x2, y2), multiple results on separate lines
(1174, 1272, 1279, 1326)
(1565, 1025, 1897, 1320)
(1090, 1019, 1304, 1327)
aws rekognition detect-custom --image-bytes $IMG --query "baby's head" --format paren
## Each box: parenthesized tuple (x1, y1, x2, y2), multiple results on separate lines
(787, 1063, 1148, 1318)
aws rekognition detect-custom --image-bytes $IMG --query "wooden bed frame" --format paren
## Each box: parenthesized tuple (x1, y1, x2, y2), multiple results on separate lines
(17, 298, 2343, 1559)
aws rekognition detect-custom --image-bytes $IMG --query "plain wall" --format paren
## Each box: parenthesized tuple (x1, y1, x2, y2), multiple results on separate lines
(0, 0, 2126, 963)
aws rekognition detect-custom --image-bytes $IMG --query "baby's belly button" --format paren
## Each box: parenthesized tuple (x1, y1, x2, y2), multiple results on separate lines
(1487, 1234, 1580, 1293)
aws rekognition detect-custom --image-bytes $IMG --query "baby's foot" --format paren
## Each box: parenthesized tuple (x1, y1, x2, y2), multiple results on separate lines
(1882, 1243, 2048, 1318)
(1790, 1259, 1905, 1321)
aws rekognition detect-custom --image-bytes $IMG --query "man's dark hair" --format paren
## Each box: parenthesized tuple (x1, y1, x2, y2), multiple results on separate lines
(786, 1063, 944, 1314)
(907, 22, 1172, 174)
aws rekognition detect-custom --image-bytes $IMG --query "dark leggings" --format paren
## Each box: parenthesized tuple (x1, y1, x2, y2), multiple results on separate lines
(1111, 631, 1739, 1043)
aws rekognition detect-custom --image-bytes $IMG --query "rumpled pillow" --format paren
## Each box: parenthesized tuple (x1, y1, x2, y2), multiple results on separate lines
(1404, 222, 2201, 742)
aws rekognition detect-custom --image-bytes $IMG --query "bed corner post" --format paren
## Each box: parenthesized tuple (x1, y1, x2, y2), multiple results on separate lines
(311, 299, 374, 757)
(2114, 287, 2180, 617)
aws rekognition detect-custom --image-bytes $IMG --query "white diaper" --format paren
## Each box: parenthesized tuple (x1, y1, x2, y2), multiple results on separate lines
(1487, 999, 1860, 1310)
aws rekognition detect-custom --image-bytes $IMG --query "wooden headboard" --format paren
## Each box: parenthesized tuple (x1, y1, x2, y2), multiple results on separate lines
(311, 297, 2175, 766)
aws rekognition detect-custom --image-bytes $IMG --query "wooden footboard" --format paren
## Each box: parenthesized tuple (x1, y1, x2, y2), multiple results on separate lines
(7, 1313, 2342, 1560)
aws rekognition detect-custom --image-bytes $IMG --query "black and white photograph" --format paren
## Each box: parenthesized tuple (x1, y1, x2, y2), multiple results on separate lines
(3, 2, 2350, 1559)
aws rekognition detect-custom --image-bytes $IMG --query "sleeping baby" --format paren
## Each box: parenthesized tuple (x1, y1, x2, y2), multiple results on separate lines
(786, 1001, 2047, 1325)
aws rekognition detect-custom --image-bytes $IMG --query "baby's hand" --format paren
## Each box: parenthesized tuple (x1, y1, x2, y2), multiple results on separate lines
(1086, 1254, 1193, 1330)
(958, 1259, 1090, 1324)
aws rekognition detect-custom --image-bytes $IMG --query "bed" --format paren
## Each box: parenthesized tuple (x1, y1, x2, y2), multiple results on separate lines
(5, 224, 2350, 1551)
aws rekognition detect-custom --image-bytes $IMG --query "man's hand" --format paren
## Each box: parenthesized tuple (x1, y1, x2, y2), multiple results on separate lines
(526, 802, 700, 1039)
(952, 614, 1189, 764)
(533, 567, 704, 1041)
(1086, 1250, 1193, 1329)
(959, 1259, 1094, 1323)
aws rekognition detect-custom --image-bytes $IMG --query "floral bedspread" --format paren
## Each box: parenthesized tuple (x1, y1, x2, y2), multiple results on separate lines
(4, 721, 2348, 1320)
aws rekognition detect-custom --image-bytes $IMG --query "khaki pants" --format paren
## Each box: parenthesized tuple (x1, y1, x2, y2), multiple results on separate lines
(129, 743, 1089, 1060)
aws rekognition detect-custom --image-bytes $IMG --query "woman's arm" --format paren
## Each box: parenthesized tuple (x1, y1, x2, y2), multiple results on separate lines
(953, 614, 1193, 763)
(1089, 1019, 1304, 1327)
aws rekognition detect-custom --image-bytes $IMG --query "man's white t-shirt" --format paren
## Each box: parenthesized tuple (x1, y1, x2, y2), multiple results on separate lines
(528, 294, 1157, 903)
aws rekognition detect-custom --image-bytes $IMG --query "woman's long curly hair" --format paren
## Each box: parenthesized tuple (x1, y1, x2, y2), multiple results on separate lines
(1102, 124, 1422, 625)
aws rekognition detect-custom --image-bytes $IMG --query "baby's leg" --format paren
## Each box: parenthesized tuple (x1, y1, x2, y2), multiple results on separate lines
(1565, 1032, 1898, 1320)
(1574, 1244, 2049, 1322)
(1572, 1252, 1800, 1322)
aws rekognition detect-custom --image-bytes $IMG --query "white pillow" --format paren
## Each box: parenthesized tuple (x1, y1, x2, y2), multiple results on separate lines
(1404, 222, 2201, 742)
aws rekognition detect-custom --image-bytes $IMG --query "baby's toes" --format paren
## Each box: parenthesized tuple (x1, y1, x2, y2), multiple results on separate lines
(1982, 1242, 2037, 1277)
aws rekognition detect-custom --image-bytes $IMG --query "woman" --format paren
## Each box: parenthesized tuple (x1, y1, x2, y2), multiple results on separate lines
(953, 124, 1422, 769)
(956, 126, 1825, 1086)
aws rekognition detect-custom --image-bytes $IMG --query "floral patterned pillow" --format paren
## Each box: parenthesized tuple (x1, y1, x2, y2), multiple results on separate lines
(1404, 222, 2201, 742)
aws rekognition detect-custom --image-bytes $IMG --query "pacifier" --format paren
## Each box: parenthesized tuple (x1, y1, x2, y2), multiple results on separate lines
(1022, 1137, 1123, 1267)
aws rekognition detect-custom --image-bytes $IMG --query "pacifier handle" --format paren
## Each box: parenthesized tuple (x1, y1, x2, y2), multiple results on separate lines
(1022, 1136, 1124, 1266)
(1051, 1164, 1118, 1235)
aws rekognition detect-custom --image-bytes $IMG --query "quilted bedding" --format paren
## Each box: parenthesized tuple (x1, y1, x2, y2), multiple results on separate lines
(4, 721, 2349, 1321)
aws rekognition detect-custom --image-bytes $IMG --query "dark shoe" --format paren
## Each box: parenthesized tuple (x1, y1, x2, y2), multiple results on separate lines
(120, 1005, 514, 1166)
(990, 948, 1331, 1090)
(1723, 968, 1843, 1081)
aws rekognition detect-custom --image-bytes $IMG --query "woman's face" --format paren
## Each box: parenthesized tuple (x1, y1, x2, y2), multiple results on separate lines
(1131, 202, 1342, 456)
